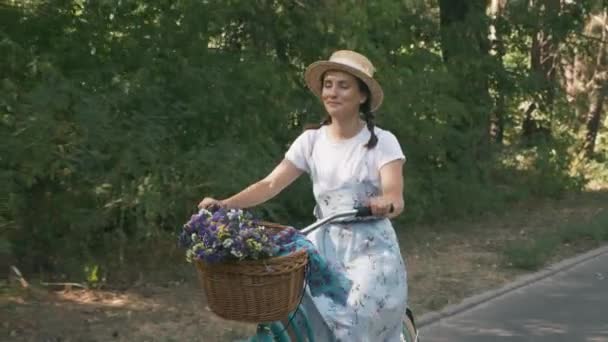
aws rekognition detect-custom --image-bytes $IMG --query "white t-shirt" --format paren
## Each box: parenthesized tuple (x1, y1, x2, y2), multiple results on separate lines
(285, 125, 405, 199)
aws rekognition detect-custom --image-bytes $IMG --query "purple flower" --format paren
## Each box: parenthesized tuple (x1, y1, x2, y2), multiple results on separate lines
(178, 208, 279, 263)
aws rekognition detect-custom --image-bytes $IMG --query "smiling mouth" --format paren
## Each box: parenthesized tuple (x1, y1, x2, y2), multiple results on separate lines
(326, 102, 341, 105)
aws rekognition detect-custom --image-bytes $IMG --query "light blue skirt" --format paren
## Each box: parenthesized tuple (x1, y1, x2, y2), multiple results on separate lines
(293, 216, 408, 342)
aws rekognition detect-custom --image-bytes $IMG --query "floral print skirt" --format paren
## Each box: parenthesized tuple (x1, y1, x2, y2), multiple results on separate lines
(293, 187, 408, 341)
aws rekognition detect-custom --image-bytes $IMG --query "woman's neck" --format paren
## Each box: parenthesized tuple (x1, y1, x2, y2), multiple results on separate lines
(327, 115, 365, 140)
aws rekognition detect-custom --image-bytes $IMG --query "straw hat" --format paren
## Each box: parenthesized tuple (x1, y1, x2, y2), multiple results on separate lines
(304, 50, 384, 112)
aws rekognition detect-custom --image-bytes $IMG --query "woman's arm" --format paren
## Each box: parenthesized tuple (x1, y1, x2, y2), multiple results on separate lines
(200, 159, 304, 209)
(370, 159, 405, 218)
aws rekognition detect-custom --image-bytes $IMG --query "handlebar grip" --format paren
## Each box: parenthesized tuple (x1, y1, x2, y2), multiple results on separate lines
(355, 206, 373, 217)
(355, 204, 394, 217)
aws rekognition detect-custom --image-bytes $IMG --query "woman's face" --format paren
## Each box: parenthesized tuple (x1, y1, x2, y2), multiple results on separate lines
(321, 70, 367, 120)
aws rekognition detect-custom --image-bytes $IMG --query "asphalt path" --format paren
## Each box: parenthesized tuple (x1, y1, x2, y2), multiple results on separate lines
(419, 245, 608, 342)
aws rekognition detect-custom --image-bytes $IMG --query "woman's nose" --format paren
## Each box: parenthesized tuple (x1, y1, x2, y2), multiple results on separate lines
(324, 86, 337, 98)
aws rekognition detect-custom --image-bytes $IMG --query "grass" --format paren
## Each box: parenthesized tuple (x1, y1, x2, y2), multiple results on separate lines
(503, 208, 608, 270)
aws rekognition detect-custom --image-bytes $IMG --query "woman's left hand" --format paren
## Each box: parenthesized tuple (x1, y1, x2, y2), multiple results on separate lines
(369, 197, 394, 217)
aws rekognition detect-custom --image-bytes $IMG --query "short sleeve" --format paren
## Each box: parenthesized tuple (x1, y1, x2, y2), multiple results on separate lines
(284, 130, 315, 173)
(376, 130, 406, 169)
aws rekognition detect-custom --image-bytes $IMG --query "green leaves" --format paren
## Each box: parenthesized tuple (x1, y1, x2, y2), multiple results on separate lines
(1, 0, 604, 277)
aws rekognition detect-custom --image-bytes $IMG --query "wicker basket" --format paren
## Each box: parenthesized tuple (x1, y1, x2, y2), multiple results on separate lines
(195, 223, 308, 323)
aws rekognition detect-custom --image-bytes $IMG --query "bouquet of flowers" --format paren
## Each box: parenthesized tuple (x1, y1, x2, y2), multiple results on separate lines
(179, 206, 353, 308)
(178, 206, 279, 263)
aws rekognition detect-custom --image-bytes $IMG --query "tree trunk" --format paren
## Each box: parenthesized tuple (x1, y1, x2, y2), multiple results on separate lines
(584, 72, 607, 156)
(439, 0, 470, 64)
(584, 10, 608, 157)
(563, 48, 590, 123)
(522, 0, 561, 139)
(489, 0, 508, 144)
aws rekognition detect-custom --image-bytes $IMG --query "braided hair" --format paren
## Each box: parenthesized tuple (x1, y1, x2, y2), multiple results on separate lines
(305, 74, 378, 150)
(356, 78, 378, 149)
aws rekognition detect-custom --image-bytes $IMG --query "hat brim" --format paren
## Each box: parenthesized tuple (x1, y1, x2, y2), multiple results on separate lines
(304, 61, 384, 112)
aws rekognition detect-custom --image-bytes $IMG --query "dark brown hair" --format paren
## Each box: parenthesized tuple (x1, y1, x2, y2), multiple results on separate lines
(304, 73, 378, 149)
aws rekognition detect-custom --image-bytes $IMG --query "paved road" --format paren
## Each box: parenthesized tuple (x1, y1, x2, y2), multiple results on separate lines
(419, 248, 608, 342)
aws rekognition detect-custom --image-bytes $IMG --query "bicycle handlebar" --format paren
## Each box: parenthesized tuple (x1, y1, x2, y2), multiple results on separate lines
(299, 204, 394, 234)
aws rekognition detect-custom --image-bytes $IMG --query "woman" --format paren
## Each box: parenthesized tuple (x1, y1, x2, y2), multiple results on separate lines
(199, 50, 408, 341)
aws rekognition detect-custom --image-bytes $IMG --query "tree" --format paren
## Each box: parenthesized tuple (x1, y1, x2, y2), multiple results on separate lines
(489, 0, 509, 144)
(583, 9, 608, 156)
(561, 1, 608, 157)
(522, 0, 561, 139)
(438, 0, 493, 160)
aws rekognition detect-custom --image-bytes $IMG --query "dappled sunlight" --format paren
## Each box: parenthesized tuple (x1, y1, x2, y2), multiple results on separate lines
(586, 181, 608, 191)
(435, 319, 522, 337)
(425, 316, 606, 340)
(588, 332, 608, 342)
(56, 289, 162, 311)
(2, 282, 256, 342)
(522, 320, 568, 336)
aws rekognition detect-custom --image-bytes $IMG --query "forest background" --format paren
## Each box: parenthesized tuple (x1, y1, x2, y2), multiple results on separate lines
(1, 0, 607, 340)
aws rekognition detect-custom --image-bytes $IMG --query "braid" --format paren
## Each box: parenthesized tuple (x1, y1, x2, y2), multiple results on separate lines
(352, 77, 378, 149)
(362, 101, 378, 149)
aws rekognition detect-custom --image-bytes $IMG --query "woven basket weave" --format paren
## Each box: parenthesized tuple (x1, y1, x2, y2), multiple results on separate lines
(195, 223, 308, 323)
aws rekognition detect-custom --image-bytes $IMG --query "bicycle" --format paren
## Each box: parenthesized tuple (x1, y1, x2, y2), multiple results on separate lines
(246, 207, 420, 342)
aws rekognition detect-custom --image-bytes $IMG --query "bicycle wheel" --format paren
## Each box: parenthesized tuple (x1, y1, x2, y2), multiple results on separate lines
(402, 314, 418, 342)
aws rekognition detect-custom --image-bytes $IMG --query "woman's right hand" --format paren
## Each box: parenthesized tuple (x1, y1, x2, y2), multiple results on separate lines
(198, 197, 225, 210)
